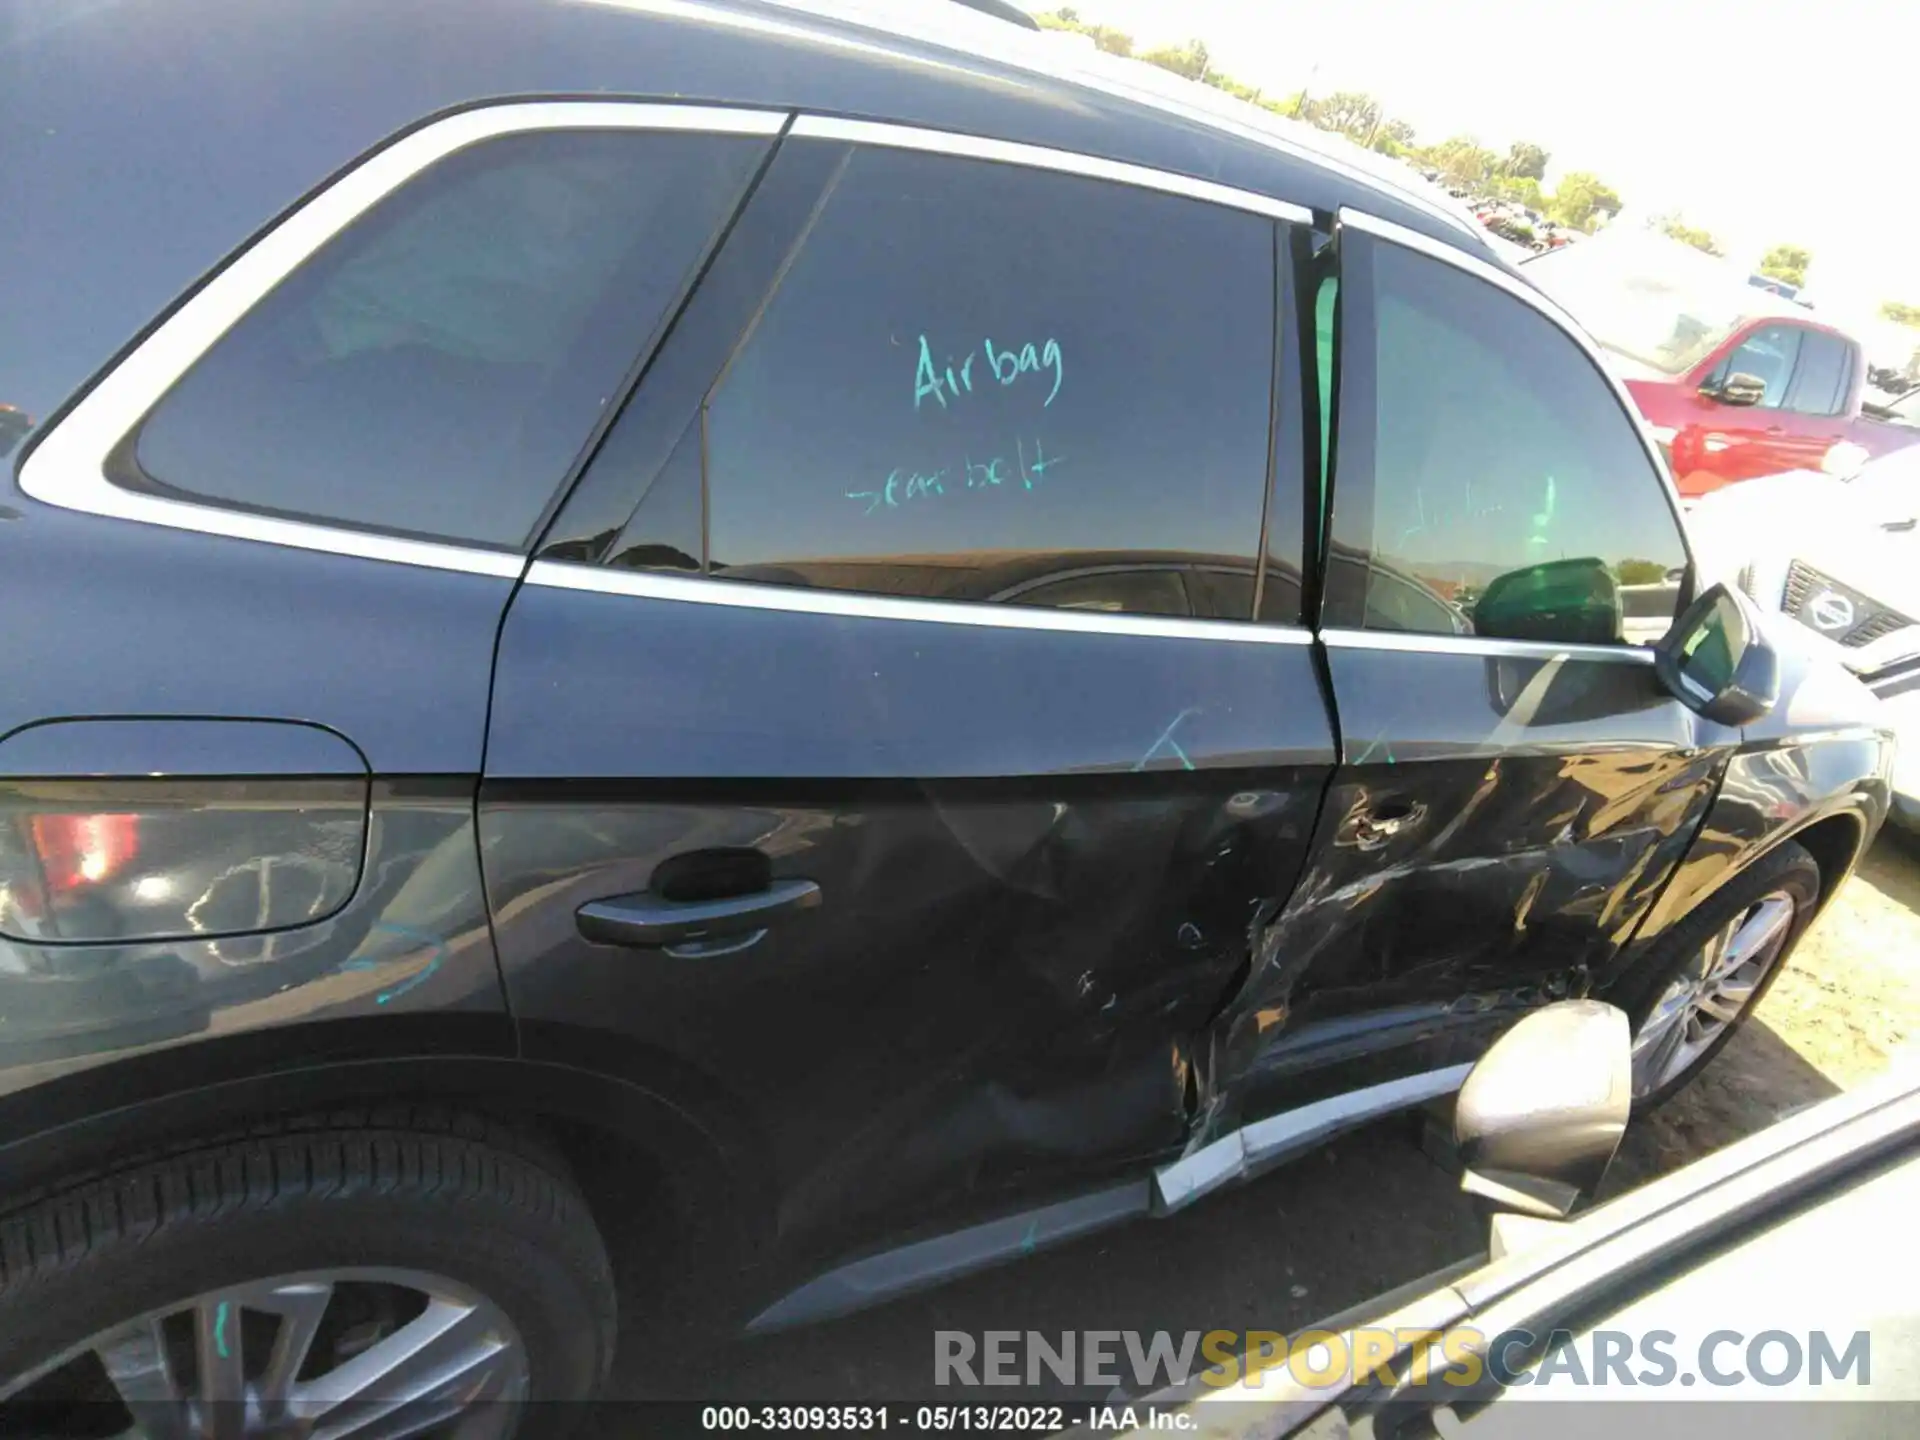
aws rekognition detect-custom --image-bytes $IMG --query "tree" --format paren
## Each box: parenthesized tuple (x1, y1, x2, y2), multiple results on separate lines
(1033, 9, 1133, 55)
(1501, 141, 1550, 181)
(1424, 135, 1499, 187)
(1615, 559, 1669, 586)
(1885, 301, 1920, 329)
(1303, 90, 1381, 141)
(1139, 39, 1209, 81)
(1381, 118, 1417, 147)
(1656, 214, 1725, 256)
(1203, 72, 1262, 103)
(1550, 171, 1623, 232)
(1759, 244, 1812, 289)
(1489, 175, 1545, 210)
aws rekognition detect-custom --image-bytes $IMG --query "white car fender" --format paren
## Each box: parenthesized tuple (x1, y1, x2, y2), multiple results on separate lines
(1685, 468, 1920, 628)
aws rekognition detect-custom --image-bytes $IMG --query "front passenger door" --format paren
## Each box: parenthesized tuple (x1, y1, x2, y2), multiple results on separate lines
(1213, 213, 1736, 1126)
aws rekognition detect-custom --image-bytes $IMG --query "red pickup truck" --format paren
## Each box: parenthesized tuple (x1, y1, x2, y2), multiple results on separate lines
(1525, 239, 1920, 497)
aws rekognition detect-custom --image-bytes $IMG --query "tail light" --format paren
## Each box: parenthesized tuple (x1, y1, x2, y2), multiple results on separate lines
(27, 813, 142, 893)
(1, 784, 364, 945)
(0, 720, 371, 946)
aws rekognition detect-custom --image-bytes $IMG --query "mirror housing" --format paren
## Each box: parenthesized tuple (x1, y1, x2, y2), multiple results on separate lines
(1455, 1000, 1632, 1220)
(1653, 581, 1779, 725)
(1473, 557, 1623, 645)
(1705, 370, 1768, 407)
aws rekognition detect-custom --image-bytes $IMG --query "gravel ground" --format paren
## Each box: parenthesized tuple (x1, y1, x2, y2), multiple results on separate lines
(611, 834, 1920, 1404)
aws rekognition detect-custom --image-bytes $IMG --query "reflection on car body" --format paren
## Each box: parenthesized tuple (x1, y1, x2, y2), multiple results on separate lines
(0, 0, 1898, 1426)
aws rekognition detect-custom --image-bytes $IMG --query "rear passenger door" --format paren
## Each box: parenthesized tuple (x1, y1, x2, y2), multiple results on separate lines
(1211, 214, 1735, 1125)
(479, 120, 1336, 1259)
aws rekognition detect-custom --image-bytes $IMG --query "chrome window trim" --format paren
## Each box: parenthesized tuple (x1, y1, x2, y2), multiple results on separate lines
(17, 101, 790, 579)
(790, 114, 1314, 226)
(1339, 207, 1698, 532)
(1320, 626, 1658, 666)
(526, 560, 1314, 645)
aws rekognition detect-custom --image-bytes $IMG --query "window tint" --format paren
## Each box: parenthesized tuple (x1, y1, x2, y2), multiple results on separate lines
(690, 148, 1280, 620)
(131, 129, 771, 549)
(1714, 324, 1803, 409)
(1341, 241, 1688, 646)
(1783, 330, 1851, 416)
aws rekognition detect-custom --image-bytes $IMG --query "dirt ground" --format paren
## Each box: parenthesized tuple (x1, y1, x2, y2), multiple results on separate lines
(611, 834, 1920, 1405)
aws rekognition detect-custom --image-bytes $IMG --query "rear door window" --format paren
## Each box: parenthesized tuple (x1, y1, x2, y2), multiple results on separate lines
(128, 129, 771, 550)
(609, 145, 1289, 621)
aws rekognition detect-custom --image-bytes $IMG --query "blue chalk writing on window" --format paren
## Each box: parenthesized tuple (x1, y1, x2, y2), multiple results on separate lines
(983, 337, 1064, 407)
(846, 466, 952, 515)
(1021, 438, 1062, 486)
(965, 454, 1008, 489)
(914, 334, 1062, 410)
(849, 439, 1063, 516)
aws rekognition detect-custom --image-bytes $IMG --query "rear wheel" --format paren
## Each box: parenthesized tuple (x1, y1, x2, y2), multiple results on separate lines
(1614, 842, 1820, 1112)
(0, 1111, 616, 1438)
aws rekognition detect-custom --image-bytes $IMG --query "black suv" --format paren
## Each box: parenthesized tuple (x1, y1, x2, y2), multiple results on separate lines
(0, 0, 1893, 1427)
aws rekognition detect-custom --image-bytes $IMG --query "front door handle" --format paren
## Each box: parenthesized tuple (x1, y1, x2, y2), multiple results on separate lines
(576, 878, 822, 949)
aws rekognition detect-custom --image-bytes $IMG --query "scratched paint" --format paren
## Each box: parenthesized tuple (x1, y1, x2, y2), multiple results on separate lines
(1134, 708, 1200, 772)
(1351, 729, 1398, 765)
(332, 920, 449, 1006)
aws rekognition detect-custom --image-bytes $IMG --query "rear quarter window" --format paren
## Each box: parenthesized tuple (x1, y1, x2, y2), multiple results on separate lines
(125, 128, 771, 550)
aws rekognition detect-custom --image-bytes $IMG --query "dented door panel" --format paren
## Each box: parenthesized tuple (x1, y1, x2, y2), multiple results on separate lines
(1212, 643, 1730, 1131)
(481, 590, 1334, 1258)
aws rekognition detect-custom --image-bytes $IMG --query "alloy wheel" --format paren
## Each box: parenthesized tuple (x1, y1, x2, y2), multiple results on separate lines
(0, 1267, 526, 1439)
(1629, 890, 1797, 1099)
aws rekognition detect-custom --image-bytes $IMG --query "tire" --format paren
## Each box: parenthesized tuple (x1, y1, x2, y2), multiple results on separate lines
(0, 1107, 616, 1436)
(1611, 841, 1821, 1114)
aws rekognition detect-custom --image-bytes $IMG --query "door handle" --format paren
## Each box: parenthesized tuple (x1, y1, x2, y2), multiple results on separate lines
(576, 878, 821, 949)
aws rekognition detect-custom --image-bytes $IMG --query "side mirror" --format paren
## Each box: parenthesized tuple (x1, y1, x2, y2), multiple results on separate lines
(1704, 370, 1768, 407)
(1653, 581, 1779, 725)
(1473, 557, 1622, 644)
(1455, 1000, 1631, 1220)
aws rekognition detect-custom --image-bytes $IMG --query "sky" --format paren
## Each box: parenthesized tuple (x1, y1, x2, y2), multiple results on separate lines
(1039, 0, 1915, 332)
